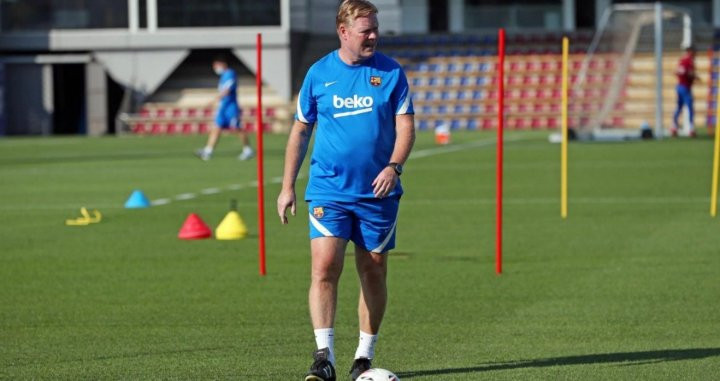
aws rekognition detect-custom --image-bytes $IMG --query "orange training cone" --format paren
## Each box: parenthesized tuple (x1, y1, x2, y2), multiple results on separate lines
(178, 213, 212, 240)
(435, 123, 451, 145)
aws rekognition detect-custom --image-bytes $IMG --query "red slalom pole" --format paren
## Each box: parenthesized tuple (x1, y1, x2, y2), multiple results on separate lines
(496, 28, 505, 275)
(256, 33, 267, 276)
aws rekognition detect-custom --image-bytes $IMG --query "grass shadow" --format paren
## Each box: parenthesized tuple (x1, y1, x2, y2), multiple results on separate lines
(397, 348, 720, 378)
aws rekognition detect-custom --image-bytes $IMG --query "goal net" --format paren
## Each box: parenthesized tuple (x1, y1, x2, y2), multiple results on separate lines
(572, 3, 692, 140)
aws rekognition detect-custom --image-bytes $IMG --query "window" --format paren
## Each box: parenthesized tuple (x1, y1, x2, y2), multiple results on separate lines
(464, 0, 563, 30)
(0, 0, 128, 31)
(157, 0, 280, 28)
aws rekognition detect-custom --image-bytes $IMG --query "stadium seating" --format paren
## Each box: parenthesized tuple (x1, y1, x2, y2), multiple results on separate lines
(386, 31, 711, 131)
(123, 31, 714, 134)
(124, 104, 278, 135)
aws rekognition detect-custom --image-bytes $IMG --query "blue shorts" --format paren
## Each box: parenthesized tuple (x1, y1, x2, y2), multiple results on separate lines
(308, 197, 400, 253)
(215, 106, 241, 129)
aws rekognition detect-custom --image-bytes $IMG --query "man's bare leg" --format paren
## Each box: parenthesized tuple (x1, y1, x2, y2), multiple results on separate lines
(354, 246, 387, 361)
(309, 237, 347, 365)
(197, 127, 222, 160)
(238, 130, 254, 160)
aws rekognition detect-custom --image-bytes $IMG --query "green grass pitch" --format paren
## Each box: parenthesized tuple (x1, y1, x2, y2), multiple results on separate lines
(1, 131, 719, 379)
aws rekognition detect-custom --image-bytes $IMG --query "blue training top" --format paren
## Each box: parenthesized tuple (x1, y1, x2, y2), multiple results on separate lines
(296, 50, 414, 202)
(218, 68, 238, 111)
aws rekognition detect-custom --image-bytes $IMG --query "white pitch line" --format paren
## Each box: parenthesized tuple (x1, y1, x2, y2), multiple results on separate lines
(148, 139, 504, 207)
(410, 136, 526, 159)
(227, 184, 245, 190)
(175, 193, 197, 201)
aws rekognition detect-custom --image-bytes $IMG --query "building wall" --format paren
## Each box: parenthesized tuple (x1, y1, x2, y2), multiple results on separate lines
(4, 64, 51, 135)
(0, 63, 5, 135)
(0, 0, 292, 135)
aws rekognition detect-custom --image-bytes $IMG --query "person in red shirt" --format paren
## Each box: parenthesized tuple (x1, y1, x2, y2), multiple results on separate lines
(673, 46, 699, 137)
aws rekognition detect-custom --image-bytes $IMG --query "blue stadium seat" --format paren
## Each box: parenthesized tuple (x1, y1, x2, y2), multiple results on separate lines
(437, 105, 448, 114)
(438, 35, 452, 45)
(450, 119, 462, 130)
(417, 63, 430, 72)
(418, 119, 429, 130)
(453, 105, 465, 114)
(472, 90, 484, 100)
(421, 105, 433, 114)
(467, 118, 478, 130)
(406, 35, 424, 46)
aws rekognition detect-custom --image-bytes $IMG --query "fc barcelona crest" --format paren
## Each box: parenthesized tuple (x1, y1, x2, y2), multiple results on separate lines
(370, 76, 382, 86)
(313, 207, 325, 219)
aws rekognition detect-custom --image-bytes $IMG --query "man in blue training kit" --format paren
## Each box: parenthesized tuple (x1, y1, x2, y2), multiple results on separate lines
(277, 1, 415, 380)
(196, 55, 254, 161)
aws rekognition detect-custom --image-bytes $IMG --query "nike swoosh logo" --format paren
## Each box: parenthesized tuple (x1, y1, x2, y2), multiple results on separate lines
(324, 81, 338, 87)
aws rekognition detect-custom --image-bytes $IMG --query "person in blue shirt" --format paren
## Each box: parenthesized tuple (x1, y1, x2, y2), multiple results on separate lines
(196, 56, 254, 161)
(277, 1, 415, 380)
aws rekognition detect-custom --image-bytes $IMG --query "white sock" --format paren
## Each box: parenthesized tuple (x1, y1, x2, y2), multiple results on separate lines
(314, 328, 336, 365)
(203, 146, 213, 155)
(354, 331, 378, 359)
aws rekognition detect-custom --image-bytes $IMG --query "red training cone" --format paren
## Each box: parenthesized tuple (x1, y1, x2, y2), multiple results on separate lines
(178, 213, 212, 240)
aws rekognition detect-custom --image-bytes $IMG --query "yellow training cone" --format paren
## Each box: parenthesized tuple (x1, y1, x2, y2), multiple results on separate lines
(215, 210, 248, 240)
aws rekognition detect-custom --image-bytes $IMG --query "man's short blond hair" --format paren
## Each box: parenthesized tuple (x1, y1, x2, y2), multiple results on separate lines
(336, 0, 378, 28)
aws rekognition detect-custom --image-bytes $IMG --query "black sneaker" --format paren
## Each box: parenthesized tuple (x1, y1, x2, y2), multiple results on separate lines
(305, 348, 336, 381)
(349, 358, 371, 381)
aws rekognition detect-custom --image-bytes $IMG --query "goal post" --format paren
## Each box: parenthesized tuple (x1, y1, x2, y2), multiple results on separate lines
(572, 3, 693, 141)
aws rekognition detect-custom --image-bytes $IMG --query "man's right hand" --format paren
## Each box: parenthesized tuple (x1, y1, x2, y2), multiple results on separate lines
(277, 188, 297, 224)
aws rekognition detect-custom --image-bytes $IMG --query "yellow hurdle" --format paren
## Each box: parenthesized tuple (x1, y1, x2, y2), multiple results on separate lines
(711, 70, 720, 217)
(561, 37, 569, 219)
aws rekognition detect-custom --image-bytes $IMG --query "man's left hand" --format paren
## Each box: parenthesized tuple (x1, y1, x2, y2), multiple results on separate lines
(372, 166, 398, 198)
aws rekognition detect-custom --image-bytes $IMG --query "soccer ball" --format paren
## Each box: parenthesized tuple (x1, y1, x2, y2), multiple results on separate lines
(357, 368, 400, 381)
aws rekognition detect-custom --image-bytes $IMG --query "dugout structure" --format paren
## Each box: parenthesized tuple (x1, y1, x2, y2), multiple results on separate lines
(572, 3, 692, 141)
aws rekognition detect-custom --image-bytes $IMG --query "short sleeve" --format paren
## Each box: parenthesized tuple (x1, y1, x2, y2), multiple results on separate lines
(220, 71, 236, 91)
(391, 68, 414, 115)
(295, 69, 318, 124)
